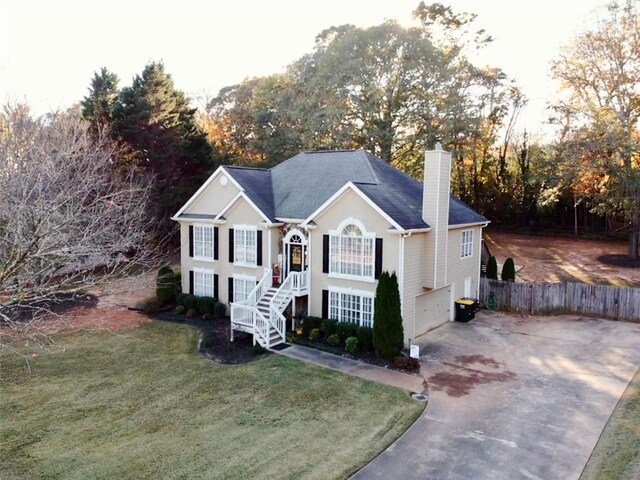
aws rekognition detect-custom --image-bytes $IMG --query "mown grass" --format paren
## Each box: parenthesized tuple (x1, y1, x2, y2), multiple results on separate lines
(581, 368, 640, 480)
(0, 321, 423, 480)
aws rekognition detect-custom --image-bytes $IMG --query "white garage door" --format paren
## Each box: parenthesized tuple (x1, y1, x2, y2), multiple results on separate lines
(414, 285, 452, 337)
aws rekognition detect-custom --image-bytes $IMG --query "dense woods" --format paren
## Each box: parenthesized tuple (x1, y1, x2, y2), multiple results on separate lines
(3, 1, 638, 272)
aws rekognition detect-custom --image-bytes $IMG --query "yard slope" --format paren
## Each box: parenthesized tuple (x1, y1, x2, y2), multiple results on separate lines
(1, 321, 423, 480)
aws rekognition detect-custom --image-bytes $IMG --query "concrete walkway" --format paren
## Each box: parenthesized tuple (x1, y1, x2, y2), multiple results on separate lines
(274, 344, 426, 393)
(352, 312, 640, 480)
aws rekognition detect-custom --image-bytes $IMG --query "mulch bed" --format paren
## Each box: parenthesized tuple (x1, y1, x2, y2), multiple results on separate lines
(154, 312, 269, 364)
(292, 336, 420, 373)
(153, 311, 419, 373)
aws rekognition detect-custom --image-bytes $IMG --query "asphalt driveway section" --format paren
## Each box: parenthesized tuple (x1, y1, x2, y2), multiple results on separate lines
(352, 312, 640, 480)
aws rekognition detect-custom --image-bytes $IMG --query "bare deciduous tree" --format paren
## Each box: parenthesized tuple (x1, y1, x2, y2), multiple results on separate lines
(0, 104, 158, 331)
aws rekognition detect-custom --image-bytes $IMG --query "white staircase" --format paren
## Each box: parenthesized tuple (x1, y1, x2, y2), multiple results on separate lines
(230, 269, 297, 349)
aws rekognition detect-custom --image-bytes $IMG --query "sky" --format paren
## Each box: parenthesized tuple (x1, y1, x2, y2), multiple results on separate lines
(0, 0, 606, 137)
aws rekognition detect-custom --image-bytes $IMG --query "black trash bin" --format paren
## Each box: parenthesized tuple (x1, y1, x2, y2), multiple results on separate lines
(454, 298, 479, 322)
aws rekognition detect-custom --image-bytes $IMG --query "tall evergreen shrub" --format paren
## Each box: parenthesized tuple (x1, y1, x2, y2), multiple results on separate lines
(373, 271, 404, 361)
(501, 257, 516, 281)
(486, 255, 498, 280)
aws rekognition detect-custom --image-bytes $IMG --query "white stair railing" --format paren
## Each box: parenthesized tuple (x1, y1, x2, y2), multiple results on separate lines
(230, 268, 272, 343)
(290, 271, 308, 293)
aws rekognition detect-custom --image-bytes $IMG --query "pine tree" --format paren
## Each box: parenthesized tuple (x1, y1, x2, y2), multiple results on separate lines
(373, 271, 404, 361)
(113, 62, 218, 229)
(501, 257, 516, 281)
(81, 67, 119, 128)
(486, 255, 498, 280)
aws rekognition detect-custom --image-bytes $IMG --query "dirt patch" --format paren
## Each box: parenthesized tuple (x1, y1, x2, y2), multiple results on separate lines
(428, 363, 516, 397)
(485, 231, 639, 287)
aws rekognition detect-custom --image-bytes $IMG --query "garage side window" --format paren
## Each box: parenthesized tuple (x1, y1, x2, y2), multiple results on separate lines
(460, 230, 473, 259)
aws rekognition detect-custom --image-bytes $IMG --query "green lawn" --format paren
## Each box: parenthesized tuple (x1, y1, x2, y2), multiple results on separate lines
(580, 368, 640, 480)
(0, 321, 423, 480)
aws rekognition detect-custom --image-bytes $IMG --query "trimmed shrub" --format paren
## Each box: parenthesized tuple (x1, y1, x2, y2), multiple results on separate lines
(175, 305, 186, 315)
(176, 293, 187, 307)
(156, 265, 177, 306)
(186, 308, 198, 318)
(327, 333, 340, 346)
(183, 294, 198, 311)
(501, 257, 516, 282)
(196, 296, 217, 315)
(309, 328, 321, 342)
(320, 319, 338, 337)
(486, 256, 498, 280)
(214, 302, 227, 319)
(373, 271, 404, 361)
(251, 345, 267, 355)
(336, 322, 357, 342)
(356, 326, 374, 352)
(302, 317, 322, 337)
(202, 313, 213, 321)
(393, 356, 420, 372)
(345, 336, 359, 354)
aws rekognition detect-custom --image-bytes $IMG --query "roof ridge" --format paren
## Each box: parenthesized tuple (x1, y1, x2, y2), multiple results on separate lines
(224, 165, 270, 171)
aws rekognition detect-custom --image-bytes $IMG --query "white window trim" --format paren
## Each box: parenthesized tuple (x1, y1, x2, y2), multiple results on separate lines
(233, 224, 258, 268)
(193, 223, 215, 262)
(460, 229, 473, 259)
(193, 267, 215, 298)
(233, 274, 257, 303)
(328, 218, 376, 282)
(328, 286, 375, 328)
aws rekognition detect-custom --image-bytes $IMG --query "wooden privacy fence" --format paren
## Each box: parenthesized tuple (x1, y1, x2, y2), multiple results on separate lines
(479, 278, 640, 322)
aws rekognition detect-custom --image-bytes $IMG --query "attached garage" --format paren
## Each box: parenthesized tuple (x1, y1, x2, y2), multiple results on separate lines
(414, 285, 453, 338)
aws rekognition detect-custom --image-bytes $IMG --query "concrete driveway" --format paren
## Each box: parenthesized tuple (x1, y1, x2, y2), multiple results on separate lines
(353, 311, 640, 480)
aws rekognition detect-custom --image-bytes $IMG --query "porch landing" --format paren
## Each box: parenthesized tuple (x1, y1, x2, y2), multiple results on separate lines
(274, 344, 426, 394)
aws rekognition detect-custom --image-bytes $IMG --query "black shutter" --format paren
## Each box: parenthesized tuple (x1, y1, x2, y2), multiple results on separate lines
(375, 238, 383, 279)
(214, 274, 219, 300)
(189, 270, 194, 295)
(228, 228, 234, 263)
(257, 230, 263, 266)
(322, 235, 330, 273)
(322, 289, 329, 319)
(214, 227, 219, 260)
(188, 225, 194, 257)
(228, 277, 234, 304)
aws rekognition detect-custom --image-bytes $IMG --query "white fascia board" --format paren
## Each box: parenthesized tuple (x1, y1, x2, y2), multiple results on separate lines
(301, 182, 404, 232)
(386, 227, 432, 234)
(171, 217, 226, 224)
(173, 166, 238, 218)
(275, 218, 304, 223)
(217, 191, 272, 225)
(448, 221, 490, 230)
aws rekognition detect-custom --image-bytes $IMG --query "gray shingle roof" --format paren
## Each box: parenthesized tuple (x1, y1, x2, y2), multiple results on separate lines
(223, 149, 487, 229)
(224, 166, 274, 220)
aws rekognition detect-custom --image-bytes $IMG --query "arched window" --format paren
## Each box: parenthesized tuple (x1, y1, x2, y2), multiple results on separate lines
(329, 220, 375, 279)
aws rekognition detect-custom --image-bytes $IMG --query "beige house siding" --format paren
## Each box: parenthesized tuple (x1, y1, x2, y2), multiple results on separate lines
(180, 196, 270, 305)
(402, 232, 427, 341)
(446, 225, 484, 301)
(308, 188, 401, 319)
(183, 170, 240, 216)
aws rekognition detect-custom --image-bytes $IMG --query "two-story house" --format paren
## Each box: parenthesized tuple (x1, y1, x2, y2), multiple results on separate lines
(172, 145, 488, 348)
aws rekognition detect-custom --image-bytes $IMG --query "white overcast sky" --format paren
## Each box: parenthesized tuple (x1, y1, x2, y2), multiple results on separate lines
(0, 0, 605, 136)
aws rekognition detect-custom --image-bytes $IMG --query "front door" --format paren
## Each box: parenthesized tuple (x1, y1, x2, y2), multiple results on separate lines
(289, 244, 303, 272)
(283, 230, 308, 278)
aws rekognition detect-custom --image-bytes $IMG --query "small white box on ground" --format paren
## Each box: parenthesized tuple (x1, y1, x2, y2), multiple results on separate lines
(410, 345, 420, 359)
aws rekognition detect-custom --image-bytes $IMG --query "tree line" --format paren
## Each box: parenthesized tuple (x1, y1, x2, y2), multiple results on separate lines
(2, 0, 638, 333)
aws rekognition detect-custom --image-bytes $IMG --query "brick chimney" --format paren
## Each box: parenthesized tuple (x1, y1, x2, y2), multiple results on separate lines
(422, 143, 451, 289)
